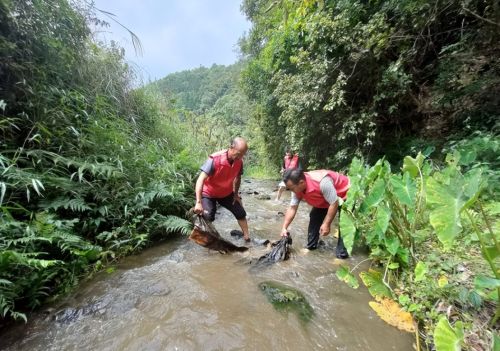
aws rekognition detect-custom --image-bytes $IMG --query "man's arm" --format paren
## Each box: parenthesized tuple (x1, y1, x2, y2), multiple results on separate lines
(320, 200, 338, 236)
(233, 175, 242, 204)
(194, 171, 209, 214)
(281, 205, 298, 236)
(319, 176, 339, 236)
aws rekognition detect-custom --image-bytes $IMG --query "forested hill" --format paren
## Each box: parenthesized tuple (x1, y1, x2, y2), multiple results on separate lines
(153, 63, 243, 113)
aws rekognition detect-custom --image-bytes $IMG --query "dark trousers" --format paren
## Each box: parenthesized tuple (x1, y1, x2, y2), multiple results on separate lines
(201, 192, 246, 222)
(307, 206, 346, 250)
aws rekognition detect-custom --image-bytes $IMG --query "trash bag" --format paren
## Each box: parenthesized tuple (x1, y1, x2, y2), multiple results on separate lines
(257, 234, 292, 264)
(188, 214, 248, 253)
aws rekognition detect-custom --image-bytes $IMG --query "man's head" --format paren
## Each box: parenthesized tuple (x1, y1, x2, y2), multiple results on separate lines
(228, 137, 248, 161)
(283, 168, 306, 193)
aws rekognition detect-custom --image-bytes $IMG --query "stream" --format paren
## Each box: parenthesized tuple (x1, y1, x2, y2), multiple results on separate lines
(0, 179, 413, 350)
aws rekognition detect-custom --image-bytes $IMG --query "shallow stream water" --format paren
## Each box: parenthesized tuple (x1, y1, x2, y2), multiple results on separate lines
(0, 179, 413, 350)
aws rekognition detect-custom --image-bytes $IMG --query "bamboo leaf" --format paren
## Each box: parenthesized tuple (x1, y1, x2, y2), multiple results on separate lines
(0, 181, 6, 205)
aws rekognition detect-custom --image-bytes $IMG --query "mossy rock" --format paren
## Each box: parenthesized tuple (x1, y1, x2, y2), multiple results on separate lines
(258, 281, 314, 322)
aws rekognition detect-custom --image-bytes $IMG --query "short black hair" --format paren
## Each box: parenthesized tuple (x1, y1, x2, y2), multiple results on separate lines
(283, 168, 305, 184)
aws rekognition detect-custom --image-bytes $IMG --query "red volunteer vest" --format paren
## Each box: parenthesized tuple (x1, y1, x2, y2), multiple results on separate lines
(202, 150, 242, 198)
(284, 154, 299, 169)
(296, 170, 350, 208)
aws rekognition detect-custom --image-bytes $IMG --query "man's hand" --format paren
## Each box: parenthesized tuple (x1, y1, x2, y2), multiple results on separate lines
(194, 201, 203, 214)
(319, 223, 330, 236)
(280, 228, 289, 237)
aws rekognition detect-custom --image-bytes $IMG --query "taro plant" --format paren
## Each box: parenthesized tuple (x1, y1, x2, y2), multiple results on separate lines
(338, 152, 431, 291)
(336, 151, 499, 348)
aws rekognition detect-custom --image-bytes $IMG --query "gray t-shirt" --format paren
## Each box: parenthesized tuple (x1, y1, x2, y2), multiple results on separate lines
(290, 175, 338, 206)
(200, 158, 244, 176)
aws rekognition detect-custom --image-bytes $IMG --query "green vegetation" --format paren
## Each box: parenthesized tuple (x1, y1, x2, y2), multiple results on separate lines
(1, 0, 499, 349)
(337, 148, 499, 348)
(0, 0, 197, 322)
(238, 0, 499, 349)
(239, 0, 499, 169)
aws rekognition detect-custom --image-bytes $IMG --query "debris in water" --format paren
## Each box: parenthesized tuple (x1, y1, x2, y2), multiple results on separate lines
(189, 215, 248, 253)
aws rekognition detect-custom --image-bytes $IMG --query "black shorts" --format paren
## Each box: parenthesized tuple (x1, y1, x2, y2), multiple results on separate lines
(202, 192, 247, 222)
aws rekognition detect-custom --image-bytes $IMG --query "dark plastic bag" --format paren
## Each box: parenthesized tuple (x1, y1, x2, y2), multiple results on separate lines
(257, 234, 293, 264)
(188, 214, 248, 253)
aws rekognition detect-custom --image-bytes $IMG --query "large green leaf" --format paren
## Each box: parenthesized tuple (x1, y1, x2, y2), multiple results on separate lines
(426, 177, 465, 249)
(339, 209, 356, 254)
(493, 333, 500, 351)
(482, 246, 500, 261)
(359, 269, 392, 299)
(373, 204, 391, 242)
(336, 265, 359, 289)
(414, 261, 427, 282)
(402, 153, 424, 178)
(433, 316, 464, 351)
(474, 275, 500, 289)
(385, 235, 400, 256)
(461, 168, 484, 210)
(360, 178, 386, 212)
(389, 173, 416, 208)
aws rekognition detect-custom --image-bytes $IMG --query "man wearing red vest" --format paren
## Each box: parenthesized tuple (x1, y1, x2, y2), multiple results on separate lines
(275, 149, 302, 201)
(279, 168, 350, 259)
(194, 137, 251, 242)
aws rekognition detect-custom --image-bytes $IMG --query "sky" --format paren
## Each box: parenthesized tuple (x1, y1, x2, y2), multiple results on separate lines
(92, 0, 251, 82)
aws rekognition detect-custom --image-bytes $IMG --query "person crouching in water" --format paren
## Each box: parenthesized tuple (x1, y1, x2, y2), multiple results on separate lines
(279, 168, 350, 258)
(275, 148, 302, 201)
(194, 137, 251, 242)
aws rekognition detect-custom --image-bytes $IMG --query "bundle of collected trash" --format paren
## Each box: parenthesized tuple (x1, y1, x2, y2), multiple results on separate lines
(188, 214, 248, 253)
(257, 233, 293, 264)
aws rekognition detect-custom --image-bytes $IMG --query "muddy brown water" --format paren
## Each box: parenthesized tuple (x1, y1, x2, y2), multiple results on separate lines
(0, 179, 413, 351)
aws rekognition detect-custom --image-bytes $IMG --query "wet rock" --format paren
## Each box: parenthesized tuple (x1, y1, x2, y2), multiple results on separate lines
(256, 194, 271, 200)
(231, 230, 270, 246)
(230, 229, 243, 238)
(252, 238, 270, 246)
(258, 281, 314, 322)
(165, 251, 184, 263)
(138, 281, 171, 297)
(54, 300, 107, 324)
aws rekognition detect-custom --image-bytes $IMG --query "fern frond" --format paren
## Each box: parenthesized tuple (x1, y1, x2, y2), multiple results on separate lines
(41, 197, 91, 212)
(154, 214, 192, 236)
